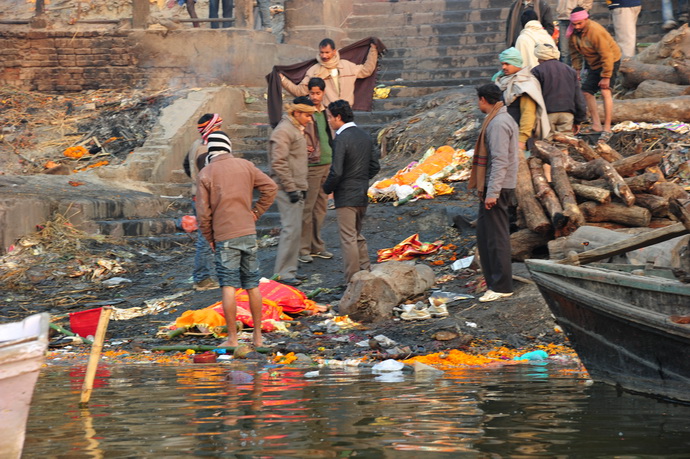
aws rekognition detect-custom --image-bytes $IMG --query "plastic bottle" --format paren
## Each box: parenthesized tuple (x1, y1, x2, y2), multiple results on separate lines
(513, 350, 549, 361)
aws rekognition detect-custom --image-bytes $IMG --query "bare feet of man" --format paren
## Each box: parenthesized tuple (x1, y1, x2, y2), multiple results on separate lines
(252, 330, 263, 347)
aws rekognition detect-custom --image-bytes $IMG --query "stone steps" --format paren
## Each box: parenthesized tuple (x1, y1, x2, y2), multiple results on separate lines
(91, 217, 180, 238)
(383, 39, 505, 57)
(344, 9, 507, 29)
(346, 20, 505, 39)
(351, 0, 510, 15)
(382, 53, 502, 71)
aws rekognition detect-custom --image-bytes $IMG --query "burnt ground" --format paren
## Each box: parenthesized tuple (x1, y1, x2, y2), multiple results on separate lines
(0, 181, 566, 359)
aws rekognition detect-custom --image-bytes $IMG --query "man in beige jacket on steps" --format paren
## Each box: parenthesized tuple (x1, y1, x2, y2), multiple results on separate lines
(280, 38, 379, 108)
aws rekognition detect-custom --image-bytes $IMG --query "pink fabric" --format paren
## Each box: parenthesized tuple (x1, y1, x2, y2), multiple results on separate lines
(566, 10, 589, 38)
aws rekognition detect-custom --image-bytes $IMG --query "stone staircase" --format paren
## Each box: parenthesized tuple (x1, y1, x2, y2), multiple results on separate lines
(20, 0, 666, 251)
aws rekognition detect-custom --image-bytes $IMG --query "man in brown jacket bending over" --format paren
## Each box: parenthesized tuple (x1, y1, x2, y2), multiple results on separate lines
(196, 131, 277, 347)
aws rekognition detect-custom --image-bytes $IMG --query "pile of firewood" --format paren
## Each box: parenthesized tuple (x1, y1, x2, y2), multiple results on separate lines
(609, 24, 690, 123)
(511, 134, 689, 260)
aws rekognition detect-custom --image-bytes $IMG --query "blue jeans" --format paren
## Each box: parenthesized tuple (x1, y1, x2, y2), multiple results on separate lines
(192, 200, 214, 283)
(214, 235, 260, 289)
(558, 21, 571, 66)
(209, 0, 233, 28)
(663, 0, 689, 21)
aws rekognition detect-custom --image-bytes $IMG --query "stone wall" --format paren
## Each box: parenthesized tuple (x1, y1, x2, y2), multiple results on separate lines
(0, 28, 310, 93)
(0, 30, 140, 92)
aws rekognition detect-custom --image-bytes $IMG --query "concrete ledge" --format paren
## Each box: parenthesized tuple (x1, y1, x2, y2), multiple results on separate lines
(0, 175, 166, 253)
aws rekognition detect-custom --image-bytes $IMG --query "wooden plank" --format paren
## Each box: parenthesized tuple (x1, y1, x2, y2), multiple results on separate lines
(670, 199, 690, 231)
(557, 222, 688, 265)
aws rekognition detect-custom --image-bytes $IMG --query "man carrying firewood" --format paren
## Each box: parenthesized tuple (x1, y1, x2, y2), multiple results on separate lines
(469, 84, 520, 303)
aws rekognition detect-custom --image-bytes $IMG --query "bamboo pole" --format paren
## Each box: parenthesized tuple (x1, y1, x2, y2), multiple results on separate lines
(79, 307, 112, 407)
(49, 322, 93, 345)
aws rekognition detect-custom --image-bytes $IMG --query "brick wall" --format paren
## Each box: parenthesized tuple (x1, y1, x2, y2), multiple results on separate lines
(0, 28, 289, 93)
(0, 31, 145, 92)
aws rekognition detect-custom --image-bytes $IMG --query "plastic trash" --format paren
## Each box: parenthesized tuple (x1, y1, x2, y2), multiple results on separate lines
(181, 215, 198, 233)
(372, 359, 405, 373)
(513, 350, 549, 361)
(372, 334, 397, 348)
(451, 255, 474, 270)
(428, 291, 473, 306)
(375, 372, 405, 383)
(102, 277, 132, 287)
(304, 371, 320, 378)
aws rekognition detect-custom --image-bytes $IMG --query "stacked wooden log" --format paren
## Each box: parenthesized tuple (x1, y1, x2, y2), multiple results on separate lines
(608, 24, 690, 123)
(510, 135, 689, 260)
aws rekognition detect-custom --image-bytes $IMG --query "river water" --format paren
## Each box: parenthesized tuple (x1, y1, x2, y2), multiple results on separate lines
(24, 361, 690, 457)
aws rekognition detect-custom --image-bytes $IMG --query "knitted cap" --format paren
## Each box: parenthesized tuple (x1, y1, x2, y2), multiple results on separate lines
(206, 131, 232, 153)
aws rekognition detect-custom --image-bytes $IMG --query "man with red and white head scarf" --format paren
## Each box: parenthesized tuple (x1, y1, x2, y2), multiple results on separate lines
(568, 7, 621, 136)
(182, 113, 224, 291)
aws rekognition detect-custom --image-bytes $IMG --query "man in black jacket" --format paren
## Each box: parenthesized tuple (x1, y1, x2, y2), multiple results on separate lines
(531, 42, 587, 135)
(323, 100, 380, 284)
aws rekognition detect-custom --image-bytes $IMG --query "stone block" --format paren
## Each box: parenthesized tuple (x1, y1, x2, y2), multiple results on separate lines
(57, 56, 76, 66)
(338, 261, 435, 323)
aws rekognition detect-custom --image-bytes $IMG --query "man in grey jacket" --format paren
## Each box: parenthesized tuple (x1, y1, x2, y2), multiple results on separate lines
(269, 97, 317, 286)
(323, 100, 380, 284)
(468, 84, 519, 303)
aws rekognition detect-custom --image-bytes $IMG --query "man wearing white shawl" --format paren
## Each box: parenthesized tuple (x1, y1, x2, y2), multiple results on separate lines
(515, 9, 558, 70)
(492, 47, 550, 153)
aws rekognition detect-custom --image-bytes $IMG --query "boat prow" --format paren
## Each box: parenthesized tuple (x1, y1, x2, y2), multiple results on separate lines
(526, 259, 690, 404)
(0, 313, 50, 459)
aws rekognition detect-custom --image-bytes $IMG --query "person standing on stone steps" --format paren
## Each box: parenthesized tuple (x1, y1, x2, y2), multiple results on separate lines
(183, 113, 222, 291)
(209, 0, 233, 29)
(506, 0, 555, 47)
(469, 84, 519, 303)
(269, 96, 317, 287)
(298, 77, 335, 265)
(323, 100, 380, 285)
(606, 0, 641, 58)
(196, 131, 277, 348)
(555, 0, 592, 65)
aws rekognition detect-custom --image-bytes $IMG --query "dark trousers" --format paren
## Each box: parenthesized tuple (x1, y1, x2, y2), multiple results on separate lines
(476, 189, 514, 294)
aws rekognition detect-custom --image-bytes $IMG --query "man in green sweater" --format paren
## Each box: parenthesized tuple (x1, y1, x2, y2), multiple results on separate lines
(299, 77, 335, 264)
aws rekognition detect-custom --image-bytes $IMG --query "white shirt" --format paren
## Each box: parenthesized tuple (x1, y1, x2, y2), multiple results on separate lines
(335, 122, 356, 136)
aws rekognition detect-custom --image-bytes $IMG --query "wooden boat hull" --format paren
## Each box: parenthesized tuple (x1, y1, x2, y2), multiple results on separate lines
(0, 313, 50, 459)
(526, 259, 690, 403)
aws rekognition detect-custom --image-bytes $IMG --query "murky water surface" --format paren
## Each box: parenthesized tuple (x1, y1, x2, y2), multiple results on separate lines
(25, 362, 690, 457)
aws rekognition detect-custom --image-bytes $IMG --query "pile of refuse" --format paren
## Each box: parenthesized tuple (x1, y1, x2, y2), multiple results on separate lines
(368, 145, 473, 205)
(0, 87, 182, 176)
